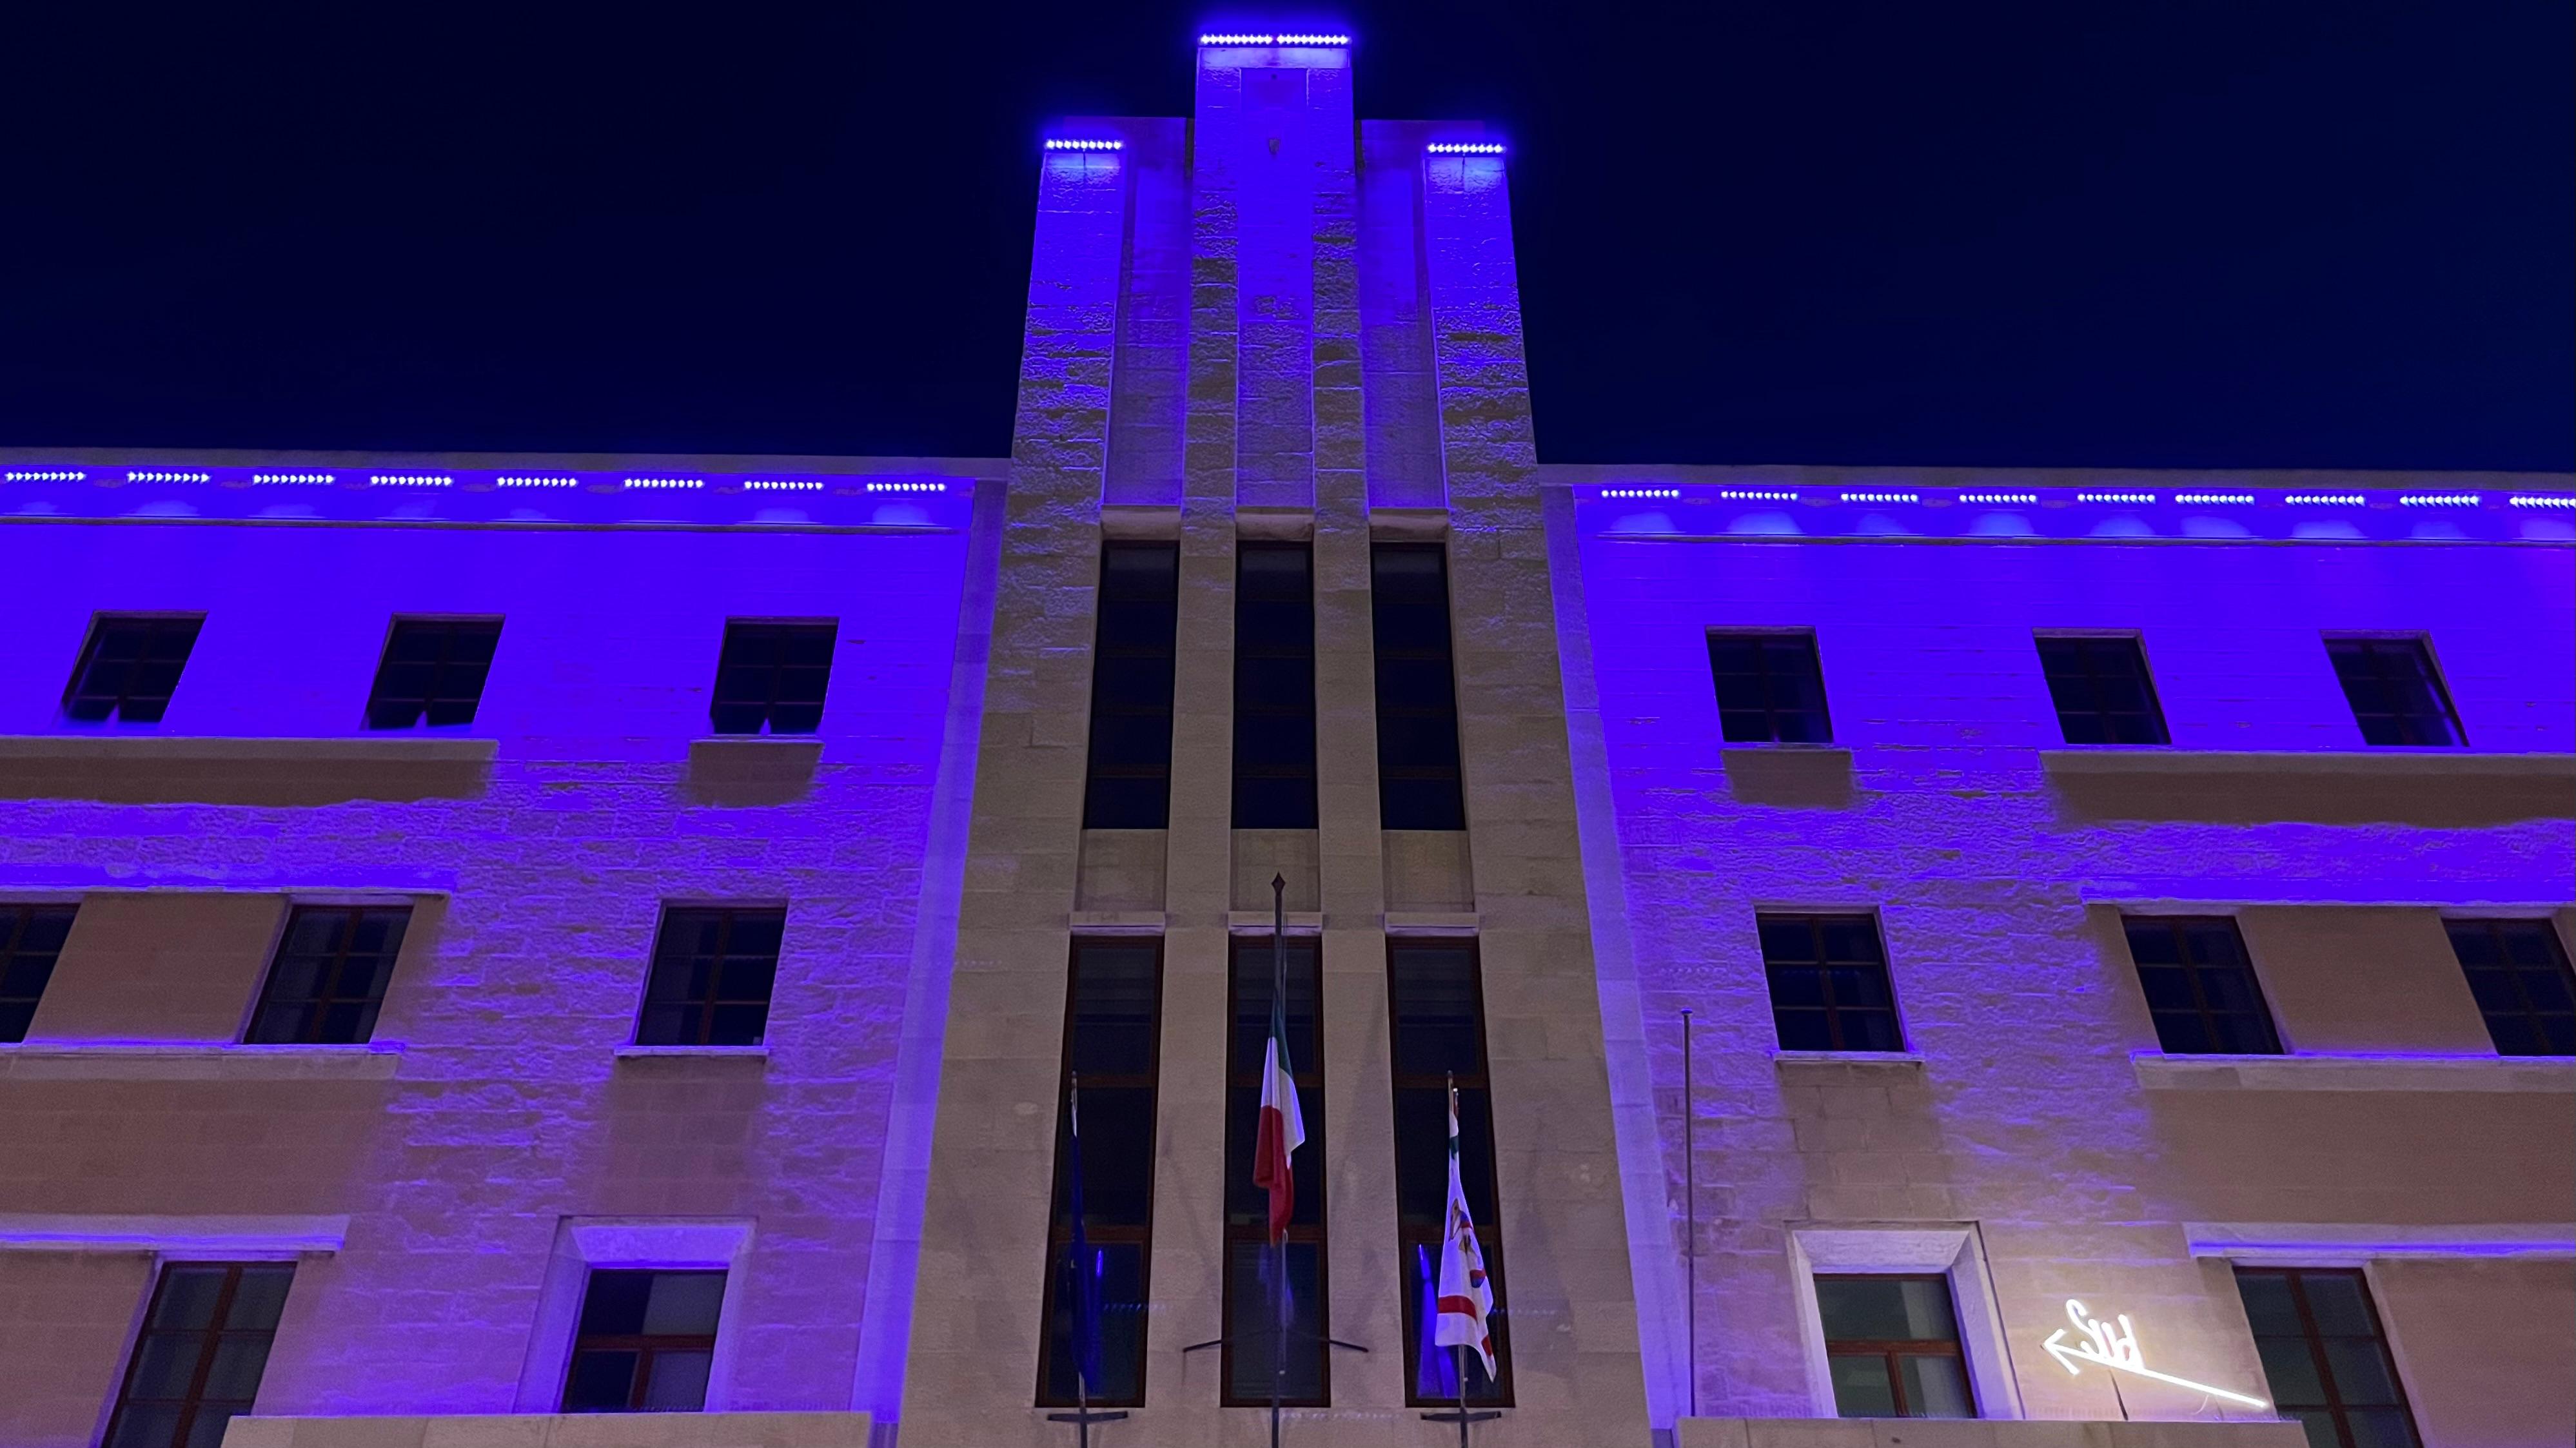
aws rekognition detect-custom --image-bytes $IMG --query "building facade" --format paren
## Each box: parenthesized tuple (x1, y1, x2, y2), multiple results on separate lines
(2, 33, 2570, 1448)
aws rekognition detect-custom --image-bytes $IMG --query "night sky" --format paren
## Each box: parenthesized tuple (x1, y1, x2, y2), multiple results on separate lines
(5, 3, 2568, 471)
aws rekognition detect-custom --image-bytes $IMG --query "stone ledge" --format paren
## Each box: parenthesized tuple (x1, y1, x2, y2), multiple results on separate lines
(2132, 1051, 2575, 1093)
(0, 734, 495, 805)
(1677, 1418, 2306, 1448)
(0, 1212, 349, 1255)
(612, 1044, 771, 1066)
(222, 1410, 874, 1448)
(2039, 747, 2576, 777)
(0, 1041, 404, 1081)
(685, 736, 824, 807)
(2041, 748, 2576, 826)
(1776, 1051, 1927, 1073)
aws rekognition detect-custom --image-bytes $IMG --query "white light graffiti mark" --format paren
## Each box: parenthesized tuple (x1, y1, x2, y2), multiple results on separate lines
(2042, 1299, 2268, 1410)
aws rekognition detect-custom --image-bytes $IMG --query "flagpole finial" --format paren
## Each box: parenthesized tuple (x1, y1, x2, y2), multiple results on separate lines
(1272, 872, 1286, 894)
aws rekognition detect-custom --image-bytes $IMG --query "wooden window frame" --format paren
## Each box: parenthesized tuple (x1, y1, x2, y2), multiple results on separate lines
(561, 1267, 725, 1413)
(709, 618, 838, 736)
(2443, 917, 2576, 1057)
(365, 616, 504, 730)
(1219, 933, 1331, 1407)
(1706, 628, 1833, 744)
(1386, 935, 1515, 1407)
(1815, 1273, 1976, 1419)
(63, 614, 205, 724)
(1034, 936, 1166, 1409)
(2121, 915, 2284, 1056)
(2236, 1267, 2422, 1448)
(104, 1262, 295, 1448)
(634, 906, 785, 1048)
(244, 905, 413, 1046)
(1756, 912, 1907, 1053)
(2323, 634, 2465, 747)
(2034, 632, 2171, 745)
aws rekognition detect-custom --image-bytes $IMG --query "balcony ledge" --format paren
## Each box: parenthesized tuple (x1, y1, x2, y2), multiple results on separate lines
(2133, 1050, 2573, 1093)
(2040, 747, 2575, 778)
(0, 1041, 404, 1081)
(0, 734, 496, 763)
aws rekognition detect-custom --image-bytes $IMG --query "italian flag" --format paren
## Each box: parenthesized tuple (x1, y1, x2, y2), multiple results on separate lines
(1251, 988, 1306, 1243)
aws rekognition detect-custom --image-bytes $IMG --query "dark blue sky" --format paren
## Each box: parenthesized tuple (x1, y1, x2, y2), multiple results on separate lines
(5, 1, 2567, 470)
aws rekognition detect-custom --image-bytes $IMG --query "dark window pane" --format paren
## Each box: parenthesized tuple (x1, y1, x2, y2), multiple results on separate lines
(1707, 631, 1832, 743)
(244, 906, 411, 1046)
(365, 619, 502, 730)
(635, 908, 785, 1047)
(1817, 1275, 1972, 1419)
(2036, 636, 2170, 745)
(64, 616, 204, 724)
(2443, 919, 2576, 1057)
(1758, 914, 1905, 1052)
(2123, 917, 2281, 1055)
(1388, 938, 1511, 1405)
(1084, 543, 1181, 829)
(1234, 543, 1318, 828)
(709, 621, 837, 736)
(1372, 543, 1467, 830)
(564, 1270, 724, 1413)
(0, 904, 79, 1044)
(108, 1264, 294, 1448)
(2236, 1268, 2420, 1448)
(1037, 938, 1165, 1407)
(2325, 637, 2462, 748)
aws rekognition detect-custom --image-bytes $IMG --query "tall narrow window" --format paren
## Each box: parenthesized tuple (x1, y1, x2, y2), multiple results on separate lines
(0, 903, 77, 1043)
(1233, 543, 1319, 829)
(65, 615, 204, 724)
(244, 905, 412, 1046)
(2036, 635, 2170, 745)
(635, 906, 785, 1047)
(2121, 916, 2282, 1055)
(2443, 918, 2575, 1056)
(2324, 636, 2463, 747)
(1372, 543, 1467, 830)
(1037, 938, 1164, 1407)
(561, 1269, 727, 1413)
(1222, 935, 1328, 1404)
(1707, 630, 1832, 743)
(103, 1262, 295, 1448)
(1083, 542, 1181, 829)
(366, 617, 502, 729)
(1388, 939, 1511, 1405)
(1758, 914, 1905, 1052)
(710, 620, 837, 735)
(1814, 1275, 1976, 1418)
(2236, 1267, 2420, 1448)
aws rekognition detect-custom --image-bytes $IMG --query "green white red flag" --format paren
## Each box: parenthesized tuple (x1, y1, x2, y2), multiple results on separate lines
(1433, 1084, 1497, 1378)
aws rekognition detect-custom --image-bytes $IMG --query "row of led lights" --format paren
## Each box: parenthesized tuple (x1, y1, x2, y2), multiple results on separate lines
(3, 469, 945, 494)
(1047, 136, 1502, 155)
(1595, 485, 2574, 510)
(1198, 32, 1350, 44)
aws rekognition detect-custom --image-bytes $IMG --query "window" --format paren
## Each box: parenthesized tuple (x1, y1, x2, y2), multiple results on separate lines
(1388, 939, 1511, 1405)
(710, 621, 836, 736)
(2236, 1267, 2420, 1448)
(2036, 635, 2170, 745)
(103, 1262, 295, 1448)
(1372, 543, 1467, 830)
(2443, 919, 2575, 1056)
(561, 1269, 727, 1413)
(1758, 914, 1903, 1052)
(636, 907, 785, 1047)
(1233, 543, 1319, 829)
(366, 618, 502, 729)
(1083, 542, 1181, 829)
(1222, 935, 1328, 1405)
(2121, 916, 2281, 1055)
(1814, 1275, 1975, 1418)
(1037, 938, 1164, 1407)
(64, 615, 204, 724)
(1707, 631, 1831, 743)
(0, 903, 77, 1043)
(244, 905, 411, 1046)
(2325, 636, 2463, 747)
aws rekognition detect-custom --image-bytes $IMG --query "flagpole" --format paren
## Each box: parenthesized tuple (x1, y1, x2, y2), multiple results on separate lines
(1270, 872, 1288, 1448)
(1450, 1075, 1468, 1448)
(1071, 1071, 1091, 1448)
(1681, 1006, 1698, 1422)
(1044, 1072, 1126, 1443)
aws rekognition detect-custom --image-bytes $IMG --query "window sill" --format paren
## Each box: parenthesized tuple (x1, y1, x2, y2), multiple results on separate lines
(686, 737, 822, 806)
(0, 734, 493, 805)
(0, 734, 496, 763)
(2040, 747, 2575, 777)
(613, 1044, 771, 1064)
(2041, 748, 2575, 826)
(1775, 1050, 1925, 1071)
(2132, 1051, 2574, 1093)
(0, 1042, 404, 1081)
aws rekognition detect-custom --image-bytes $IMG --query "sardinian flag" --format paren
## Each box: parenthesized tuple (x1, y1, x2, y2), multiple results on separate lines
(1250, 984, 1306, 1242)
(1433, 1086, 1498, 1378)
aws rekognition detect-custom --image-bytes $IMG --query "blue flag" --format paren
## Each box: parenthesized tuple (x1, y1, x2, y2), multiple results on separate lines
(1414, 1243, 1459, 1398)
(1065, 1085, 1105, 1397)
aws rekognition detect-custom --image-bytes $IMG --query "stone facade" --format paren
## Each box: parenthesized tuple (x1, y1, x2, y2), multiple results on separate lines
(1, 32, 2570, 1448)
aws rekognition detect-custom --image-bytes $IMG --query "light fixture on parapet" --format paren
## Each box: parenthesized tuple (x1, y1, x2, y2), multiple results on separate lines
(2041, 1298, 2268, 1410)
(2399, 493, 2480, 507)
(1718, 489, 1799, 502)
(5, 469, 86, 482)
(866, 481, 947, 493)
(1043, 139, 1123, 152)
(1199, 32, 1351, 45)
(1426, 142, 1506, 155)
(497, 475, 580, 488)
(1958, 492, 2039, 504)
(623, 477, 704, 489)
(1600, 487, 1680, 499)
(2508, 494, 2576, 509)
(2285, 493, 2366, 505)
(369, 474, 454, 487)
(2174, 492, 2257, 505)
(1840, 491, 1919, 504)
(745, 478, 828, 492)
(250, 472, 337, 485)
(2075, 491, 2156, 504)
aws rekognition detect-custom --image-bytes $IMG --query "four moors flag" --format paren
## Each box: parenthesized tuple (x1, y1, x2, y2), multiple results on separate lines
(1434, 1085, 1499, 1379)
(1251, 981, 1306, 1242)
